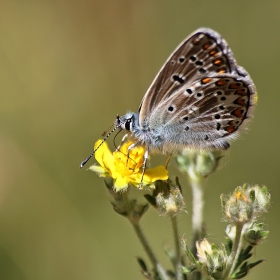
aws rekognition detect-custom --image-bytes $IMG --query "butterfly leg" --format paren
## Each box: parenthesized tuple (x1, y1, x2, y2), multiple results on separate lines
(116, 134, 128, 151)
(165, 155, 172, 168)
(116, 134, 137, 168)
(139, 149, 149, 189)
(126, 142, 138, 167)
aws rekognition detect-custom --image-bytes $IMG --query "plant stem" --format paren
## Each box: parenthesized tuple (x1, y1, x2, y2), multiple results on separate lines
(189, 177, 205, 280)
(122, 192, 169, 280)
(171, 215, 183, 280)
(223, 222, 247, 279)
(190, 180, 205, 248)
(132, 222, 169, 280)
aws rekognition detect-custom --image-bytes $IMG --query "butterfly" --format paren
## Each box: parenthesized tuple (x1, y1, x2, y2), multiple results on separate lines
(80, 28, 257, 168)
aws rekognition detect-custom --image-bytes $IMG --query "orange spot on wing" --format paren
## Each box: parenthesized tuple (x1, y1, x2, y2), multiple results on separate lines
(216, 79, 227, 86)
(225, 125, 235, 133)
(229, 83, 242, 89)
(214, 59, 222, 65)
(203, 43, 211, 50)
(232, 108, 244, 118)
(201, 78, 212, 84)
(209, 49, 218, 56)
(235, 97, 246, 106)
(218, 68, 227, 73)
(235, 88, 247, 95)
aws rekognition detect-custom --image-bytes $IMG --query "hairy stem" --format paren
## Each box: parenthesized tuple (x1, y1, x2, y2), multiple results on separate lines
(191, 180, 205, 247)
(122, 192, 169, 280)
(171, 215, 183, 280)
(132, 223, 169, 280)
(223, 222, 247, 279)
(189, 177, 205, 280)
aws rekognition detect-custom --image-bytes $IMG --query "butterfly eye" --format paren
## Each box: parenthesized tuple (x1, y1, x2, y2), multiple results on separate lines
(125, 120, 131, 130)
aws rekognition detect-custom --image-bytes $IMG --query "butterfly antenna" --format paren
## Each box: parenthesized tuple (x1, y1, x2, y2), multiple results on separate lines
(79, 119, 121, 168)
(102, 121, 116, 137)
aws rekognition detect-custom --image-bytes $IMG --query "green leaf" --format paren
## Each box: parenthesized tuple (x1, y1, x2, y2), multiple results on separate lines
(137, 257, 148, 272)
(247, 259, 264, 269)
(181, 266, 196, 274)
(163, 245, 175, 265)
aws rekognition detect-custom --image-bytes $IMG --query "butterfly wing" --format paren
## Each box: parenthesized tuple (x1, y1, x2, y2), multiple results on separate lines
(146, 72, 256, 150)
(139, 28, 240, 126)
(138, 28, 257, 150)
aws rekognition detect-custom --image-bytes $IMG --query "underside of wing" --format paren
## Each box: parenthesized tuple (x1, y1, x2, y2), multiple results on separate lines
(138, 28, 239, 126)
(147, 73, 257, 150)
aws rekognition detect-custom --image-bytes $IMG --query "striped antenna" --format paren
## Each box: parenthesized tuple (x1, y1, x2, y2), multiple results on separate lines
(80, 119, 121, 168)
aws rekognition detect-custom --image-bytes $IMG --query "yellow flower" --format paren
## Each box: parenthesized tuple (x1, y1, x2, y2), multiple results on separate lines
(89, 140, 168, 191)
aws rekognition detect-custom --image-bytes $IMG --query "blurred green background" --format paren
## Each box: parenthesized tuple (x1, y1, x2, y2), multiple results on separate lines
(0, 0, 278, 279)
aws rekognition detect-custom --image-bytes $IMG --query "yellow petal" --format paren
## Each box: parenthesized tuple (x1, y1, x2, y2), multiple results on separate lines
(94, 140, 115, 171)
(128, 166, 168, 187)
(88, 165, 108, 177)
(128, 173, 147, 186)
(143, 166, 169, 182)
(114, 176, 129, 191)
(116, 142, 145, 169)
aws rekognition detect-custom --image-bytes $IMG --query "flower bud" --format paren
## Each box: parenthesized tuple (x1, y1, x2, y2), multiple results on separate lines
(144, 179, 185, 216)
(244, 221, 269, 245)
(177, 149, 226, 183)
(196, 238, 227, 279)
(221, 184, 270, 224)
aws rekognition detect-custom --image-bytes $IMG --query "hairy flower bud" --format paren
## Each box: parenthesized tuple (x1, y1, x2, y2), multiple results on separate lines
(221, 184, 270, 224)
(144, 179, 185, 216)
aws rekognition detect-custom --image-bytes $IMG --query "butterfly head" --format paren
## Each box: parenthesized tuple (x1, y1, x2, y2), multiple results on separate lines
(80, 112, 140, 168)
(117, 112, 139, 132)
